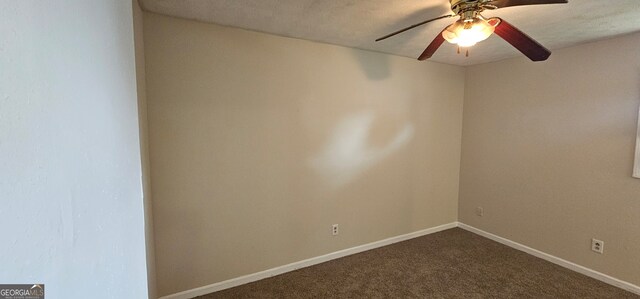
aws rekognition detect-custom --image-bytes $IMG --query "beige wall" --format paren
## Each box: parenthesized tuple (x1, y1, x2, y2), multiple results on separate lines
(133, 1, 157, 298)
(143, 13, 464, 296)
(459, 33, 640, 286)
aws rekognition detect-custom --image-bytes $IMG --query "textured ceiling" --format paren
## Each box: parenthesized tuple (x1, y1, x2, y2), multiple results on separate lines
(140, 0, 640, 66)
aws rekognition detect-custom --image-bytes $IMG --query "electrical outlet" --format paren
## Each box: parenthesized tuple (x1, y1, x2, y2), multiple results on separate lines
(476, 207, 484, 217)
(332, 224, 339, 236)
(591, 238, 604, 254)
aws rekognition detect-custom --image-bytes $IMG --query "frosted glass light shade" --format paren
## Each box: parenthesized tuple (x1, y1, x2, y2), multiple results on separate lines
(442, 18, 495, 47)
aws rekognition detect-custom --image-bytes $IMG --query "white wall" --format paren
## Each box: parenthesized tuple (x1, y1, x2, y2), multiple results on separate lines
(459, 32, 640, 287)
(143, 13, 464, 297)
(0, 1, 149, 298)
(133, 0, 158, 298)
(635, 105, 640, 178)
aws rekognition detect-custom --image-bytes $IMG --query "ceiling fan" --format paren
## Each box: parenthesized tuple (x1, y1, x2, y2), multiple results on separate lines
(375, 0, 568, 61)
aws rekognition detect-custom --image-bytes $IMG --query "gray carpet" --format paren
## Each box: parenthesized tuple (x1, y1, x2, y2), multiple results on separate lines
(198, 228, 638, 298)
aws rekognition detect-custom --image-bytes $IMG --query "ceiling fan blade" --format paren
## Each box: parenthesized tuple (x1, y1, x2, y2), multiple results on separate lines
(375, 15, 454, 42)
(491, 18, 551, 61)
(417, 27, 448, 61)
(489, 0, 567, 9)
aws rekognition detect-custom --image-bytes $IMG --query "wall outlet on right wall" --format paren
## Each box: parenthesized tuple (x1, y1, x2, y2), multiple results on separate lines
(591, 238, 604, 254)
(475, 207, 483, 217)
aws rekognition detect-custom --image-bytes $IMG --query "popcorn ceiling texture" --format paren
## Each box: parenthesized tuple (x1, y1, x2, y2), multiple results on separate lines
(140, 0, 640, 66)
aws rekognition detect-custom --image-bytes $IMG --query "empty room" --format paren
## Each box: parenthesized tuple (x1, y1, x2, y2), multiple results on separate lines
(2, 0, 640, 298)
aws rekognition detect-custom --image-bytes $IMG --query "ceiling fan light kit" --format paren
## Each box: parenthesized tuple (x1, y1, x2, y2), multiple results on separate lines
(442, 17, 496, 47)
(375, 0, 568, 62)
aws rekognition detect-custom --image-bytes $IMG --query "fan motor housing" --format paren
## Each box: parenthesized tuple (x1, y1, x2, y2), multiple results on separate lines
(450, 0, 489, 17)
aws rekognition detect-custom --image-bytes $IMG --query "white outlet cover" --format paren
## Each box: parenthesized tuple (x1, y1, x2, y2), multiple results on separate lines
(591, 239, 604, 254)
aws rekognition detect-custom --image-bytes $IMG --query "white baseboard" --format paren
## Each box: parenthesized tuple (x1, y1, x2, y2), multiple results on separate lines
(160, 222, 639, 298)
(159, 222, 458, 299)
(458, 223, 640, 295)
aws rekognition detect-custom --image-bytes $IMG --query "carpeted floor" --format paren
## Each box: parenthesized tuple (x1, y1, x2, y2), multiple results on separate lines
(198, 228, 638, 298)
